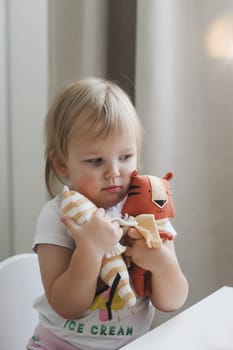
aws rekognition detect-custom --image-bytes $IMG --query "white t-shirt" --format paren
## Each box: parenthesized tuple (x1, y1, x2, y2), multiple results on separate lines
(33, 194, 155, 350)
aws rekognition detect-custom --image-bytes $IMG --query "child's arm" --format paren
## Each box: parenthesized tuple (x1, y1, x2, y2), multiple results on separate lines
(37, 208, 122, 319)
(149, 240, 189, 311)
(124, 228, 188, 311)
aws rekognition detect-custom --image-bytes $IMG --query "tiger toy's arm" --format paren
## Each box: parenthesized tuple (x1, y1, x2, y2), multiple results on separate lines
(61, 186, 136, 306)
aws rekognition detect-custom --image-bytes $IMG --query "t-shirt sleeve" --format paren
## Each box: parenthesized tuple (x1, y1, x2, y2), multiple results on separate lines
(33, 196, 75, 251)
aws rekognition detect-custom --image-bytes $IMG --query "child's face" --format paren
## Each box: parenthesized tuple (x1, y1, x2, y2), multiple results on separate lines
(63, 130, 138, 209)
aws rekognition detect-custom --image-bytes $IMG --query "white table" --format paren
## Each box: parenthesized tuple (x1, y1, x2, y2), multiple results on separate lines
(121, 286, 233, 349)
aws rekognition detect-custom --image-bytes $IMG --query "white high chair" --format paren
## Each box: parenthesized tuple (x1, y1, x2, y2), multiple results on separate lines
(0, 253, 43, 349)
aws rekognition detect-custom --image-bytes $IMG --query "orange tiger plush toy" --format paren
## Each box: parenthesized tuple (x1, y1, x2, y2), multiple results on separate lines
(122, 170, 175, 297)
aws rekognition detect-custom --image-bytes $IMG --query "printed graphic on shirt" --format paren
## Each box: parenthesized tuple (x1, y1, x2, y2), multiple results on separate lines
(63, 286, 135, 338)
(63, 319, 134, 337)
(90, 286, 128, 322)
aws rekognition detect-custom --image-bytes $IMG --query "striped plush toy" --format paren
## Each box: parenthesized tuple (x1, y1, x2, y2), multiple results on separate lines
(61, 186, 137, 307)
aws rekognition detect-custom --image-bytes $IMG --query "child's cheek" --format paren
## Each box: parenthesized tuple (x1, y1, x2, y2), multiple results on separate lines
(75, 172, 99, 193)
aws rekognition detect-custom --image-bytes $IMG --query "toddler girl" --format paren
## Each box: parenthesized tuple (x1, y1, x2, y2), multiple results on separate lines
(27, 77, 188, 350)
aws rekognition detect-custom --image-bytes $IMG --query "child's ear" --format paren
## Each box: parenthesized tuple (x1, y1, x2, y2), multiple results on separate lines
(50, 151, 69, 177)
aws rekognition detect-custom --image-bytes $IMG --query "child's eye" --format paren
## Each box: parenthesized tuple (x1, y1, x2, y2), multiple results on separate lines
(119, 154, 132, 161)
(87, 158, 103, 165)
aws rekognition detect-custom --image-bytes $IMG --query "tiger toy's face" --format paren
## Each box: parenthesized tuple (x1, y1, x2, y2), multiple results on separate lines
(122, 172, 175, 220)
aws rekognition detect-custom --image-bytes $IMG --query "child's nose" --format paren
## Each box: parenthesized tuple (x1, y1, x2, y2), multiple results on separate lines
(104, 162, 120, 179)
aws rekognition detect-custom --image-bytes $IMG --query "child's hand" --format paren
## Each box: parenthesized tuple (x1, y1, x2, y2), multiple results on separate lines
(124, 227, 172, 272)
(61, 208, 123, 257)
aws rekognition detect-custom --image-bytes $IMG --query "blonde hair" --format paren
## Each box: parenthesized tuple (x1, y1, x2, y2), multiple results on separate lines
(45, 77, 143, 197)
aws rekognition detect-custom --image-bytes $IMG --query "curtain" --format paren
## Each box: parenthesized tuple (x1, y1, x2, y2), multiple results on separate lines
(136, 0, 233, 325)
(48, 0, 136, 101)
(49, 0, 233, 326)
(0, 0, 48, 259)
(4, 0, 230, 325)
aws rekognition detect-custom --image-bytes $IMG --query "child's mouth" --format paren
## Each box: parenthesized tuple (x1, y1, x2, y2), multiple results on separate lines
(103, 186, 121, 193)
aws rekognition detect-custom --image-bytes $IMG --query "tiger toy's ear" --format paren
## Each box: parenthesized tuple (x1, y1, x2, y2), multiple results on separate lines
(131, 169, 138, 177)
(131, 170, 173, 181)
(163, 172, 173, 181)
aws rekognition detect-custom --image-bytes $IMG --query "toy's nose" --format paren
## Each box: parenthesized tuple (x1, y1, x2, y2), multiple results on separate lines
(154, 199, 167, 208)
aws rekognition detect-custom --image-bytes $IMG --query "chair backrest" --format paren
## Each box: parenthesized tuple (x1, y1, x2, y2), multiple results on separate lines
(0, 253, 43, 349)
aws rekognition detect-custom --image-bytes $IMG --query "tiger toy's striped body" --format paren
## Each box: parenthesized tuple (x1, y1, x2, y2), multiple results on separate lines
(61, 186, 137, 307)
